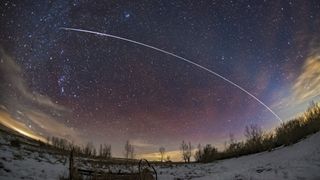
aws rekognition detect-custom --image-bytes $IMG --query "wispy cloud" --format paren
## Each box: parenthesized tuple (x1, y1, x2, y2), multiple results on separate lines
(271, 40, 320, 121)
(0, 48, 83, 144)
(0, 110, 47, 142)
(24, 110, 82, 143)
(0, 49, 68, 112)
(293, 54, 320, 102)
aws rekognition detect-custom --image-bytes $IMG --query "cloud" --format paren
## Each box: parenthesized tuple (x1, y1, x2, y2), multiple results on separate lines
(292, 54, 320, 102)
(0, 49, 67, 112)
(272, 39, 320, 108)
(0, 110, 47, 142)
(24, 110, 82, 143)
(0, 48, 83, 144)
(269, 40, 320, 121)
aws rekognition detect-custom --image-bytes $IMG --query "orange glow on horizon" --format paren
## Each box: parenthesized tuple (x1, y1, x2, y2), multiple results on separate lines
(0, 111, 47, 143)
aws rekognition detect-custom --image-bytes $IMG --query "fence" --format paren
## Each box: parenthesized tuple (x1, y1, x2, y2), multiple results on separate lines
(69, 150, 157, 180)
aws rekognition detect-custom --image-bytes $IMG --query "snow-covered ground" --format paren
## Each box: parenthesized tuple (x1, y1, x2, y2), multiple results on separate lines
(1, 128, 320, 180)
(0, 133, 69, 179)
(157, 132, 320, 180)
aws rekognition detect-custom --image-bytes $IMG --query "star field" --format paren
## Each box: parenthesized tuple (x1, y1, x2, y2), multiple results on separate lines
(1, 0, 320, 157)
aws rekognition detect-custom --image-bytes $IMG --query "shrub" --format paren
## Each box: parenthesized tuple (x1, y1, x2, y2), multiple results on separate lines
(196, 101, 320, 163)
(195, 144, 218, 163)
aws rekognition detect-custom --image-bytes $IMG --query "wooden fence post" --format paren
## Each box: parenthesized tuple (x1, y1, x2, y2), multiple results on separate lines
(69, 149, 74, 180)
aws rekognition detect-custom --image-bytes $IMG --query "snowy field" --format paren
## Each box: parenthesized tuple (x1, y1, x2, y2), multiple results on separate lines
(1, 128, 320, 179)
(0, 129, 69, 180)
(157, 132, 320, 180)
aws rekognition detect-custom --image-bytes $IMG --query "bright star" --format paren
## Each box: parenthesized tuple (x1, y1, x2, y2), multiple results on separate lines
(124, 11, 130, 18)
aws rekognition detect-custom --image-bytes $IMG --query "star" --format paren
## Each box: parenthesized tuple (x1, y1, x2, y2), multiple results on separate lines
(123, 11, 131, 19)
(0, 0, 319, 159)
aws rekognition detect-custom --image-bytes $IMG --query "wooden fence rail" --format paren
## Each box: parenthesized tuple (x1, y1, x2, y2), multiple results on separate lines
(68, 150, 157, 180)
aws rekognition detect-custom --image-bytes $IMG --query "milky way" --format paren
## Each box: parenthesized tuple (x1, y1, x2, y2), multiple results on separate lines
(1, 1, 320, 159)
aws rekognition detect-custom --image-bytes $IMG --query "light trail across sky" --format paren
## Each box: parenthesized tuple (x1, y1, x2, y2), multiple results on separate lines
(60, 27, 283, 123)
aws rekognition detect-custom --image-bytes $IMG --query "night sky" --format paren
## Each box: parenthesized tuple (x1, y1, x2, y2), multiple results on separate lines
(1, 0, 320, 160)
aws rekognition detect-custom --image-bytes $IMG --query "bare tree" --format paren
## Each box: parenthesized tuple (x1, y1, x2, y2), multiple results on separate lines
(245, 124, 263, 142)
(124, 140, 134, 159)
(186, 142, 192, 162)
(159, 147, 165, 162)
(194, 144, 202, 162)
(180, 141, 192, 163)
(229, 133, 236, 145)
(99, 144, 103, 157)
(50, 136, 74, 151)
(244, 124, 263, 153)
(105, 144, 112, 158)
(99, 144, 111, 159)
(226, 133, 242, 154)
(180, 141, 187, 162)
(84, 142, 94, 156)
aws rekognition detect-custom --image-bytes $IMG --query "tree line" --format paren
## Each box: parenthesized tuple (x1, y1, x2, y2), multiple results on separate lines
(48, 138, 142, 160)
(48, 137, 112, 159)
(191, 101, 320, 163)
(48, 101, 320, 163)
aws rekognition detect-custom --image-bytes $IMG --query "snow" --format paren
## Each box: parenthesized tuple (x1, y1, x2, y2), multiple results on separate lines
(1, 129, 320, 179)
(0, 143, 69, 180)
(156, 132, 320, 179)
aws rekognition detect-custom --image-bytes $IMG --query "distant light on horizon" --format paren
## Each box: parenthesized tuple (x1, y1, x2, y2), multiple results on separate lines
(0, 111, 47, 143)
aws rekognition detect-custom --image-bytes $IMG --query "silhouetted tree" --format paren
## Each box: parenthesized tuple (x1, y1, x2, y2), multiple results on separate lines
(84, 142, 94, 156)
(194, 101, 320, 163)
(166, 155, 171, 162)
(99, 144, 111, 159)
(159, 147, 165, 162)
(244, 124, 263, 153)
(194, 144, 202, 162)
(124, 140, 134, 159)
(244, 124, 263, 142)
(180, 141, 192, 163)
